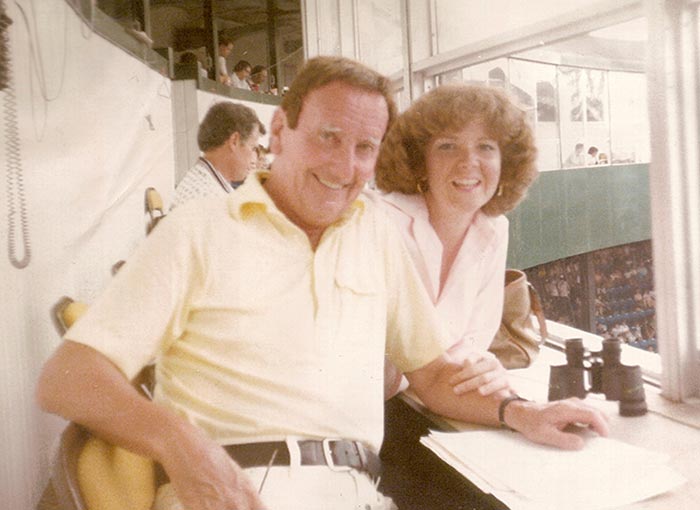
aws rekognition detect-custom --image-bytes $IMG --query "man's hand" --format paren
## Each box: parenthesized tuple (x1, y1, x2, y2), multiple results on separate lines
(449, 352, 511, 397)
(504, 397, 611, 450)
(160, 425, 266, 510)
(408, 355, 610, 451)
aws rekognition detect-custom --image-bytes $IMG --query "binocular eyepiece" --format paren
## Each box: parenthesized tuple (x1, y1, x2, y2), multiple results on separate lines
(548, 338, 647, 416)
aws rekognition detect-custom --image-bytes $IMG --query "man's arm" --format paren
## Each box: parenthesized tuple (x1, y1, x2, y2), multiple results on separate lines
(405, 354, 610, 450)
(36, 340, 264, 510)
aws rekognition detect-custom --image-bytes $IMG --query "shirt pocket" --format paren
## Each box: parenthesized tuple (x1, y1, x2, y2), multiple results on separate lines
(331, 263, 385, 377)
(334, 265, 379, 297)
(330, 259, 383, 350)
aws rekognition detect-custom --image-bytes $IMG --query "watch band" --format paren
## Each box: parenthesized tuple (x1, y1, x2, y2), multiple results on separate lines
(498, 395, 528, 430)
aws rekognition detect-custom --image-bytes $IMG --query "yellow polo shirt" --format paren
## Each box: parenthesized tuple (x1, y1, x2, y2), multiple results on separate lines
(66, 173, 448, 451)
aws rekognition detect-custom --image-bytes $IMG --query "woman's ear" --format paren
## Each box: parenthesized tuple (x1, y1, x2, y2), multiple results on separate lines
(268, 108, 286, 155)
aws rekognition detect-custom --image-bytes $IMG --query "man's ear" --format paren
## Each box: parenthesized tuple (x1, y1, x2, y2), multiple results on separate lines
(268, 108, 286, 155)
(228, 131, 241, 149)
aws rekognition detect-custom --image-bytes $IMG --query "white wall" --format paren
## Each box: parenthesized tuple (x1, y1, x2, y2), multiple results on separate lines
(1, 1, 174, 507)
(1, 3, 283, 505)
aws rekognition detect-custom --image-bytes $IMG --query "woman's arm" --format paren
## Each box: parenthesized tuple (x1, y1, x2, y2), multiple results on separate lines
(446, 216, 511, 396)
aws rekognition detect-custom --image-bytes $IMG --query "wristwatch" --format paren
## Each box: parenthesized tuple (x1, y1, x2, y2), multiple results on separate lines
(498, 395, 528, 430)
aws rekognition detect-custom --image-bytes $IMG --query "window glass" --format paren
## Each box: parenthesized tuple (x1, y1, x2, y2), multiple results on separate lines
(436, 58, 509, 87)
(438, 69, 463, 86)
(558, 67, 610, 167)
(433, 0, 600, 54)
(98, 0, 144, 29)
(357, 0, 403, 76)
(315, 1, 341, 55)
(609, 72, 649, 164)
(463, 58, 508, 86)
(509, 60, 559, 171)
(558, 67, 585, 167)
(583, 69, 610, 163)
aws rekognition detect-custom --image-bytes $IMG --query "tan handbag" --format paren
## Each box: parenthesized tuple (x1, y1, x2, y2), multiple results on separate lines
(488, 269, 548, 369)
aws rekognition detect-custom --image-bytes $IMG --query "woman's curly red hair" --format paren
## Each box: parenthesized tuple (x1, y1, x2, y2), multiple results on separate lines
(374, 84, 538, 216)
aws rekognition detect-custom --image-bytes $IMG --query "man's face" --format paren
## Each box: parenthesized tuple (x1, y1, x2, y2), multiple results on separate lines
(253, 70, 268, 85)
(238, 66, 252, 80)
(267, 81, 389, 238)
(233, 125, 261, 175)
(220, 43, 233, 58)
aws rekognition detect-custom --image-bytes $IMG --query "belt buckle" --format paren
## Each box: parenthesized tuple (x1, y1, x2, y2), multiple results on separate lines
(322, 438, 353, 472)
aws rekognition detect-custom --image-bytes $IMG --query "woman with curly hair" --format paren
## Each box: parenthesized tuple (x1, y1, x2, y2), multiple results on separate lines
(374, 84, 539, 398)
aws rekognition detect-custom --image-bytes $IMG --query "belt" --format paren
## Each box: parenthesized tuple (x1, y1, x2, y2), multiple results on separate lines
(225, 439, 381, 479)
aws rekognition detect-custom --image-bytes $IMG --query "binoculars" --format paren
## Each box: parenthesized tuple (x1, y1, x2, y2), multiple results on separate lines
(548, 338, 647, 416)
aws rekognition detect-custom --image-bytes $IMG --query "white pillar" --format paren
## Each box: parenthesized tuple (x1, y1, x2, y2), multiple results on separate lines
(645, 0, 700, 400)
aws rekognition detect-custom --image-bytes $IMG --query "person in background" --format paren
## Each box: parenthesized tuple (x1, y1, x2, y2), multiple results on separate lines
(586, 145, 599, 165)
(177, 51, 208, 80)
(269, 73, 279, 96)
(216, 36, 234, 86)
(249, 65, 268, 92)
(375, 84, 540, 399)
(231, 60, 252, 90)
(171, 102, 263, 208)
(36, 57, 608, 510)
(564, 142, 586, 167)
(598, 152, 609, 165)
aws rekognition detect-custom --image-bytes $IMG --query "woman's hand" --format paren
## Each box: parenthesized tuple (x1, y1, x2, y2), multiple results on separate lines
(449, 351, 511, 397)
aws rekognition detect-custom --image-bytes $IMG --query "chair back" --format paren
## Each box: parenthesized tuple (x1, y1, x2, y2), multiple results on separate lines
(50, 423, 90, 510)
(44, 187, 166, 509)
(145, 187, 165, 234)
(46, 298, 157, 510)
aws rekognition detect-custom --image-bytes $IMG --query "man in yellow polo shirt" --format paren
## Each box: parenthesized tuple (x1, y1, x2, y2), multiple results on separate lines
(37, 56, 608, 510)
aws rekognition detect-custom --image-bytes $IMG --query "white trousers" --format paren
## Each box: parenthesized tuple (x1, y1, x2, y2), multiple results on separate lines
(153, 465, 396, 510)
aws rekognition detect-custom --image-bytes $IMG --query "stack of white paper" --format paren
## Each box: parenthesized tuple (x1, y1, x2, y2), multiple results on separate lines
(421, 430, 686, 510)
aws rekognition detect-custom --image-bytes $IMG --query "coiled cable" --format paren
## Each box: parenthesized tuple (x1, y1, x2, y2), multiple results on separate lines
(0, 1, 10, 90)
(2, 0, 31, 269)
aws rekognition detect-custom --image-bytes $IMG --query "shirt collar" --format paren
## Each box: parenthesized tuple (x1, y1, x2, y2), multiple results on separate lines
(200, 157, 233, 193)
(380, 190, 499, 241)
(380, 191, 430, 222)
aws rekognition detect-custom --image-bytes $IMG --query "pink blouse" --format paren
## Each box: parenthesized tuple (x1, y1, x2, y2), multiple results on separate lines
(380, 192, 508, 361)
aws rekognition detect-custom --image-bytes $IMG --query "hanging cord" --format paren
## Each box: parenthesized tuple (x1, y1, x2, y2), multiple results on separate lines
(2, 0, 31, 268)
(14, 0, 68, 141)
(0, 1, 10, 90)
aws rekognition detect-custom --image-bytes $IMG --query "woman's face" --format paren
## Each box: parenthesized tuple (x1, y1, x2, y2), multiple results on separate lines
(424, 119, 501, 217)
